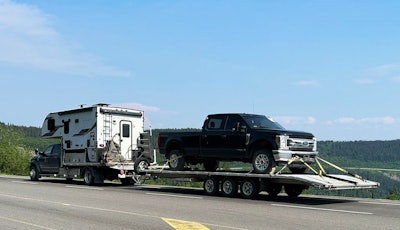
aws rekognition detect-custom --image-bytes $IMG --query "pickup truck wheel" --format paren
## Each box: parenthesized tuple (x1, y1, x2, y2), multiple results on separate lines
(252, 149, 274, 174)
(167, 150, 185, 171)
(83, 168, 95, 186)
(240, 178, 260, 199)
(120, 178, 135, 185)
(134, 158, 150, 174)
(266, 183, 282, 197)
(29, 166, 39, 181)
(203, 177, 219, 196)
(289, 167, 308, 174)
(203, 160, 219, 171)
(221, 178, 238, 197)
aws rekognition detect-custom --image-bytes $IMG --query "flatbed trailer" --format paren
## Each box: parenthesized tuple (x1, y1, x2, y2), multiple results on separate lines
(135, 157, 380, 199)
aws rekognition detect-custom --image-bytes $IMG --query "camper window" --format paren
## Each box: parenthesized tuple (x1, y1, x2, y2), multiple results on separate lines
(122, 124, 130, 138)
(48, 118, 55, 131)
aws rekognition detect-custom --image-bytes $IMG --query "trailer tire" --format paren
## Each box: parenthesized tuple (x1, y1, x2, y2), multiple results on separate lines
(266, 183, 282, 197)
(284, 184, 306, 198)
(167, 150, 185, 171)
(83, 168, 95, 186)
(29, 165, 40, 181)
(203, 177, 219, 196)
(240, 178, 260, 199)
(221, 177, 238, 197)
(252, 149, 274, 174)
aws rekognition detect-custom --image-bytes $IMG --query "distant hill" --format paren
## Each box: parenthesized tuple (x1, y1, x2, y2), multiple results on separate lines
(0, 123, 398, 199)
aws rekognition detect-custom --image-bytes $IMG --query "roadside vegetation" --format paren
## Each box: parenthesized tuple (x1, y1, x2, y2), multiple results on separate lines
(0, 122, 399, 200)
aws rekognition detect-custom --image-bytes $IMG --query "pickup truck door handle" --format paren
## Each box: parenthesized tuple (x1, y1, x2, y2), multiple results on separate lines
(221, 135, 227, 138)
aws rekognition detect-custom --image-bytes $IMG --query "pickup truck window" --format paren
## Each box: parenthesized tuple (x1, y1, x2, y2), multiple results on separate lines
(226, 115, 245, 131)
(241, 114, 285, 130)
(206, 115, 226, 130)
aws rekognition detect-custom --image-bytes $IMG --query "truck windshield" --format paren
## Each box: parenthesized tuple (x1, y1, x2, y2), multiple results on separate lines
(241, 114, 285, 130)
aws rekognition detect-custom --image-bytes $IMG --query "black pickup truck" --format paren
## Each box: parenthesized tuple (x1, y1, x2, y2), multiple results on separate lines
(157, 113, 318, 173)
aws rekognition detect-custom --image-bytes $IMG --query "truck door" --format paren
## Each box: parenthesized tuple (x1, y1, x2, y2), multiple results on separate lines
(224, 115, 248, 159)
(200, 115, 228, 158)
(119, 121, 133, 160)
(39, 144, 61, 174)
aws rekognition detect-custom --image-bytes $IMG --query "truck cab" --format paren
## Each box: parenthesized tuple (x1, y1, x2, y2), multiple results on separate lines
(30, 144, 61, 180)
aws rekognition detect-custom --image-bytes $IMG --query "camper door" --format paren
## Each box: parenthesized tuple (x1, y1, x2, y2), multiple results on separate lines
(119, 121, 133, 159)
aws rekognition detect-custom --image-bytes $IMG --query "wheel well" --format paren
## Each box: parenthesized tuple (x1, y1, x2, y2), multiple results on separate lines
(166, 140, 182, 155)
(249, 140, 274, 154)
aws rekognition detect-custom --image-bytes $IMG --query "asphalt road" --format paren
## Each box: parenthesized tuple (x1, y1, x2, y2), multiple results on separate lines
(0, 175, 399, 230)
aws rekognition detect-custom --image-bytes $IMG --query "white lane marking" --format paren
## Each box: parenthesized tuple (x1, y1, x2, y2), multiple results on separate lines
(271, 204, 372, 215)
(65, 185, 104, 191)
(11, 181, 38, 185)
(0, 215, 55, 230)
(360, 201, 400, 206)
(146, 192, 203, 199)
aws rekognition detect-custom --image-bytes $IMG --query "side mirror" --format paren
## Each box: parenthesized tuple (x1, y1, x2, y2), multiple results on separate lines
(34, 148, 39, 154)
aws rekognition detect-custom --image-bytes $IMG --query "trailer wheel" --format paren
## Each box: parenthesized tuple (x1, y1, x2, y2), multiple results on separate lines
(167, 150, 185, 171)
(221, 177, 238, 197)
(284, 184, 306, 198)
(240, 178, 260, 199)
(252, 149, 274, 174)
(203, 177, 219, 196)
(29, 166, 39, 181)
(83, 168, 95, 186)
(266, 183, 282, 197)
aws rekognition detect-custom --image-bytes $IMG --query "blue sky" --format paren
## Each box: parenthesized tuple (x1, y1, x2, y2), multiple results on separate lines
(0, 0, 399, 141)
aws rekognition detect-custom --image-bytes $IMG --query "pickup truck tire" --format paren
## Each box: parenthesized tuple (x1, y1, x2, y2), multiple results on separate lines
(289, 166, 308, 174)
(252, 149, 274, 174)
(221, 177, 238, 197)
(203, 160, 219, 171)
(203, 177, 219, 196)
(240, 178, 260, 199)
(29, 165, 40, 181)
(83, 168, 95, 186)
(167, 150, 185, 171)
(134, 157, 150, 174)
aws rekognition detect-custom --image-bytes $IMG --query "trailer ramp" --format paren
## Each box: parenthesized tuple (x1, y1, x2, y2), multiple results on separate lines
(269, 174, 379, 190)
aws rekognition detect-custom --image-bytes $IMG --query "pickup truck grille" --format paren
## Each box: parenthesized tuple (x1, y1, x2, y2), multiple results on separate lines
(287, 138, 315, 151)
(287, 138, 315, 152)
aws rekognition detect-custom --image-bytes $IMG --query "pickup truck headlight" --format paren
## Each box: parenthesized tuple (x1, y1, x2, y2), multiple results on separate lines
(313, 138, 317, 151)
(275, 135, 289, 150)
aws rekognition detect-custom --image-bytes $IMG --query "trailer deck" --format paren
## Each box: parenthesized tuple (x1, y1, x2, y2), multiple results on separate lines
(141, 168, 379, 190)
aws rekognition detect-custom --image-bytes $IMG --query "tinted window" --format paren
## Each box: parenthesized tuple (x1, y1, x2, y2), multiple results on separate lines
(226, 115, 245, 131)
(241, 114, 285, 130)
(52, 144, 61, 156)
(122, 124, 130, 137)
(206, 115, 226, 130)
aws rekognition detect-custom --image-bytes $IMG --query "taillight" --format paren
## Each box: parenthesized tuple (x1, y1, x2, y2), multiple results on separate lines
(157, 135, 161, 148)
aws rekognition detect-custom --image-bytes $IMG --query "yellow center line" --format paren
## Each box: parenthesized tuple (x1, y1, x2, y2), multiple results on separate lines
(162, 218, 210, 230)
